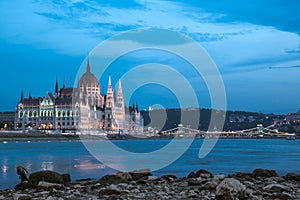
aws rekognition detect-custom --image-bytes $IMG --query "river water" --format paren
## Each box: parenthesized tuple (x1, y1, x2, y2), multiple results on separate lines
(1, 139, 300, 189)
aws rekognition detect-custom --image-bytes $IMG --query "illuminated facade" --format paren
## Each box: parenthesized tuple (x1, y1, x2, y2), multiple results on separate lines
(14, 60, 142, 133)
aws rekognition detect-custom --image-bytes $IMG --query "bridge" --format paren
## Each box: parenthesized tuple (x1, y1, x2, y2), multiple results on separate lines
(160, 124, 295, 138)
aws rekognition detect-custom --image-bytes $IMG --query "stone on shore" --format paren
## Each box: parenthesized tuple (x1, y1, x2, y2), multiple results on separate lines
(6, 168, 300, 199)
(215, 178, 246, 200)
(129, 168, 152, 181)
(252, 168, 278, 178)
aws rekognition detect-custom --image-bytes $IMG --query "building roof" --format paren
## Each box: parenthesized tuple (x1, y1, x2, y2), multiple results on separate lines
(78, 59, 100, 88)
(20, 98, 41, 107)
(55, 97, 73, 106)
(60, 88, 74, 97)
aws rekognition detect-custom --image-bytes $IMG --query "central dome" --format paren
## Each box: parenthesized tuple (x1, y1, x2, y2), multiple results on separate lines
(78, 59, 100, 87)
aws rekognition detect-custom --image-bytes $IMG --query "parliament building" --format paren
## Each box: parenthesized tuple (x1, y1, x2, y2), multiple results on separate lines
(14, 60, 142, 133)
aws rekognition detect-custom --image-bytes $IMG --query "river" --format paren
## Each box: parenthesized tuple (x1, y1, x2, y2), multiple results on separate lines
(1, 138, 300, 189)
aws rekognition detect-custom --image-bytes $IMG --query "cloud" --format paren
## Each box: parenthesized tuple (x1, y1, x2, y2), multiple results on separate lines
(0, 0, 299, 74)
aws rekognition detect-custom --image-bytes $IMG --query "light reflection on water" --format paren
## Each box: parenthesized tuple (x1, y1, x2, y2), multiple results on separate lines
(0, 139, 300, 189)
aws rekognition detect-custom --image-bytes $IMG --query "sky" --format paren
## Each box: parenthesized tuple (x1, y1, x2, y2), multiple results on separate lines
(0, 0, 300, 114)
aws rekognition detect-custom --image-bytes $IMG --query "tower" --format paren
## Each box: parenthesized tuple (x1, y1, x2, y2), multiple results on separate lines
(105, 74, 114, 131)
(106, 74, 114, 108)
(115, 78, 125, 131)
(54, 78, 59, 97)
(20, 90, 24, 104)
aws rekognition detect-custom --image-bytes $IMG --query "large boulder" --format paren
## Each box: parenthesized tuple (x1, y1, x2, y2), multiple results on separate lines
(99, 171, 133, 185)
(27, 170, 70, 189)
(129, 168, 152, 181)
(263, 183, 291, 193)
(252, 168, 278, 178)
(215, 178, 246, 200)
(284, 173, 300, 181)
(15, 166, 71, 190)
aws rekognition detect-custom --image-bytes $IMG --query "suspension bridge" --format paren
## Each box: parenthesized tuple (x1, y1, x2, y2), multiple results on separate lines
(159, 124, 296, 138)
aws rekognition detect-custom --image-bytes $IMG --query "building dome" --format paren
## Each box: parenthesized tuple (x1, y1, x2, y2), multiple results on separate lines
(78, 59, 100, 88)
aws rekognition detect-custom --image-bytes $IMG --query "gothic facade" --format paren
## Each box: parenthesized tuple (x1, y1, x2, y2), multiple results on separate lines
(14, 60, 142, 133)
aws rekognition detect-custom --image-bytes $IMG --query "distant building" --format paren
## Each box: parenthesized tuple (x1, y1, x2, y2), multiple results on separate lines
(14, 59, 143, 133)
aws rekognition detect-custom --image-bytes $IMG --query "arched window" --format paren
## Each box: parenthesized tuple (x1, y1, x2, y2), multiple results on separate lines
(58, 111, 61, 117)
(67, 111, 70, 117)
(20, 112, 23, 118)
(62, 111, 65, 117)
(29, 111, 32, 117)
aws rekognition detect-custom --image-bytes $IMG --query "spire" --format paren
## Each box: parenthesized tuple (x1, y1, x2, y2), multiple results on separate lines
(63, 79, 66, 89)
(117, 78, 124, 107)
(86, 57, 91, 73)
(55, 77, 59, 94)
(108, 73, 111, 86)
(20, 90, 24, 103)
(29, 92, 32, 99)
(136, 102, 139, 112)
(106, 74, 113, 108)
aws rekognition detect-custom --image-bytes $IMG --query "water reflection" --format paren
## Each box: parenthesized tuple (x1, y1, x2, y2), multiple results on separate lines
(1, 159, 8, 177)
(74, 160, 105, 170)
(41, 161, 54, 171)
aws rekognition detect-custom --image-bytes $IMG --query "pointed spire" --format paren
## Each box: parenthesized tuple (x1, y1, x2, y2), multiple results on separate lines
(117, 78, 124, 108)
(20, 90, 24, 103)
(136, 102, 139, 112)
(63, 79, 66, 89)
(29, 92, 32, 99)
(55, 77, 59, 94)
(118, 77, 122, 90)
(108, 73, 111, 86)
(106, 73, 113, 108)
(86, 57, 91, 73)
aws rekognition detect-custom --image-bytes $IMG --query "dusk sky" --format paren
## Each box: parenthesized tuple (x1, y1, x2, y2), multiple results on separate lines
(0, 0, 300, 114)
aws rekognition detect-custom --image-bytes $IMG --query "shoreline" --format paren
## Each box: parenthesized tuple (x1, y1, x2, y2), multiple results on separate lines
(1, 168, 300, 199)
(0, 132, 297, 142)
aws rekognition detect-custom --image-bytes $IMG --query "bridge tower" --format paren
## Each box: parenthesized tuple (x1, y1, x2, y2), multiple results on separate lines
(256, 124, 264, 137)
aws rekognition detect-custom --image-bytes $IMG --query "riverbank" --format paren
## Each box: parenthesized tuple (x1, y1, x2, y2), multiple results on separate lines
(0, 131, 297, 142)
(0, 132, 80, 142)
(1, 168, 300, 199)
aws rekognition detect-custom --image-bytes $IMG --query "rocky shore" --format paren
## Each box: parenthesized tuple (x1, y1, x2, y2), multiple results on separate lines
(1, 168, 300, 200)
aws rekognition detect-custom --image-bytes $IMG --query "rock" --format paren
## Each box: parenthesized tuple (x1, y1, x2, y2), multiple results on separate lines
(99, 174, 129, 185)
(284, 173, 300, 181)
(252, 168, 278, 178)
(229, 172, 252, 180)
(215, 178, 246, 200)
(99, 188, 121, 196)
(202, 175, 225, 190)
(13, 194, 31, 200)
(195, 169, 213, 178)
(263, 183, 290, 193)
(14, 181, 28, 191)
(129, 168, 152, 181)
(188, 180, 200, 186)
(272, 176, 285, 183)
(147, 176, 158, 181)
(36, 181, 63, 190)
(187, 172, 197, 178)
(269, 192, 293, 199)
(27, 171, 65, 189)
(161, 174, 177, 181)
(116, 171, 133, 181)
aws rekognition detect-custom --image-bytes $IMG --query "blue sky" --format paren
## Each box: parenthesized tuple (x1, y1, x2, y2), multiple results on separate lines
(0, 0, 300, 114)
